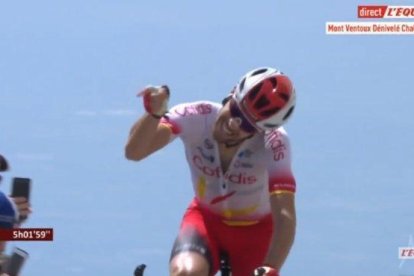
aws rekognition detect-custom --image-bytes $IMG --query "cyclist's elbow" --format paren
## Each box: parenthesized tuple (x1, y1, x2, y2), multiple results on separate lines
(125, 146, 146, 161)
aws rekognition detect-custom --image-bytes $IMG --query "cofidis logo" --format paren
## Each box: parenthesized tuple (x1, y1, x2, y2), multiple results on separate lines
(326, 5, 414, 35)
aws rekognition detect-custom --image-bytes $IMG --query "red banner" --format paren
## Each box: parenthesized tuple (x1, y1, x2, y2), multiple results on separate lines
(0, 228, 53, 241)
(358, 5, 388, 18)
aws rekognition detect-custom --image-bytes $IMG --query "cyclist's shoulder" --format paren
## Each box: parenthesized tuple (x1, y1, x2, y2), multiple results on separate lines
(262, 127, 292, 158)
(264, 127, 290, 143)
(168, 101, 220, 118)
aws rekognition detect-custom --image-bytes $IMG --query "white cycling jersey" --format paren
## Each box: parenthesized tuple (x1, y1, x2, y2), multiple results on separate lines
(160, 101, 296, 225)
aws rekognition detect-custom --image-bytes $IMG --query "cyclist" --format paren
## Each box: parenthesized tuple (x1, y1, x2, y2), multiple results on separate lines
(0, 154, 32, 273)
(0, 155, 31, 226)
(125, 67, 297, 276)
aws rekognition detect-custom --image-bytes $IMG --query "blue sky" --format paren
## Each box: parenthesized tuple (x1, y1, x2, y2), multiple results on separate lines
(1, 0, 413, 275)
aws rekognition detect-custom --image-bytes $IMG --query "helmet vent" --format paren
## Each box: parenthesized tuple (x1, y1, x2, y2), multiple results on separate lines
(239, 77, 246, 92)
(251, 68, 268, 76)
(248, 83, 262, 101)
(269, 77, 277, 88)
(254, 95, 270, 109)
(279, 92, 290, 102)
(283, 106, 295, 121)
(264, 123, 279, 129)
(260, 107, 280, 117)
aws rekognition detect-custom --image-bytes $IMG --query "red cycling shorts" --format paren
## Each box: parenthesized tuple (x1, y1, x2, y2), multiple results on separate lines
(170, 198, 273, 276)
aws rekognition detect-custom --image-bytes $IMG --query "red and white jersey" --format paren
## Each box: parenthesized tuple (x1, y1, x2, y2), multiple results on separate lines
(160, 101, 296, 225)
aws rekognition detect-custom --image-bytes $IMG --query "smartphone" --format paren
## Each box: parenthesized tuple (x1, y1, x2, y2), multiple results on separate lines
(11, 178, 31, 221)
(11, 178, 31, 200)
(5, 247, 29, 276)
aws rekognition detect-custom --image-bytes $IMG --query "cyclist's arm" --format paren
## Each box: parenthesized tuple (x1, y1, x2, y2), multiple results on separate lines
(125, 114, 172, 161)
(263, 192, 296, 271)
(263, 128, 296, 271)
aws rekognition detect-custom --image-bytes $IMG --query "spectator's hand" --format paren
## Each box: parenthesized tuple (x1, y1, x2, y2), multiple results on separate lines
(10, 197, 31, 225)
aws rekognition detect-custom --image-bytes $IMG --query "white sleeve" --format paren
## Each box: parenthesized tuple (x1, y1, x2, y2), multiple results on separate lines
(160, 102, 215, 142)
(264, 128, 296, 194)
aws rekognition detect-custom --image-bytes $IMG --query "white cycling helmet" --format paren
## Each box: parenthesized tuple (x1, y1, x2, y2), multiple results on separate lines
(232, 67, 296, 131)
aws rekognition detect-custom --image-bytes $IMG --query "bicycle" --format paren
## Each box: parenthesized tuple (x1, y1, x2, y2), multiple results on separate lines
(134, 252, 232, 276)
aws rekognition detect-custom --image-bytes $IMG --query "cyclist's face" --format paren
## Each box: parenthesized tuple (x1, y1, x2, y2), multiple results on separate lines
(213, 99, 256, 145)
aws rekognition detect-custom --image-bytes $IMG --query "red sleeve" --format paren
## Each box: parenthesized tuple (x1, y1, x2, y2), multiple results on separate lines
(160, 117, 181, 135)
